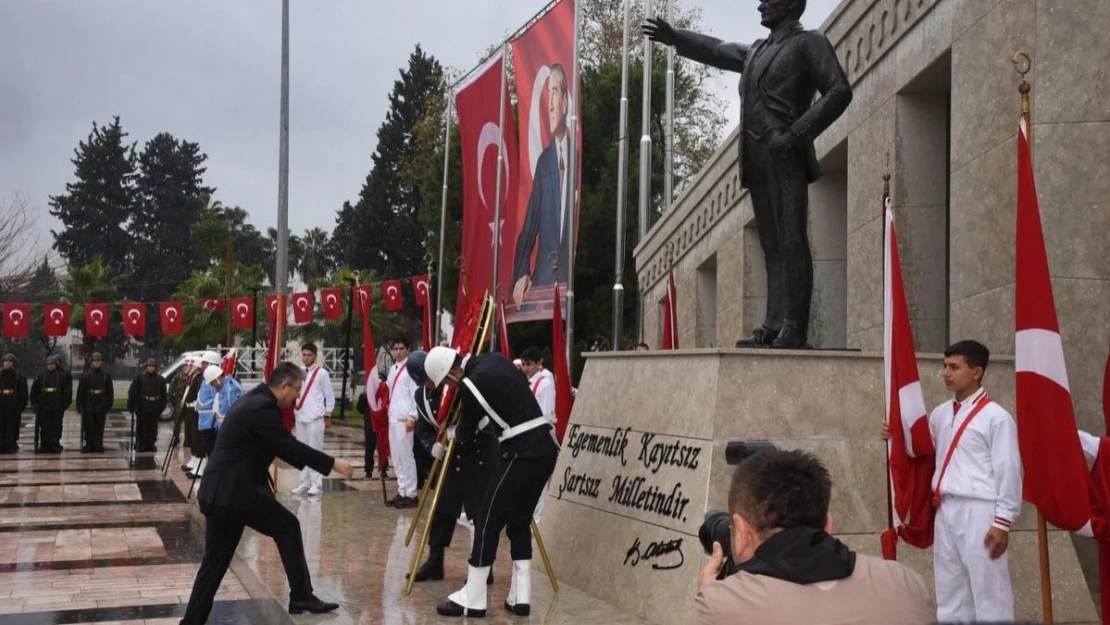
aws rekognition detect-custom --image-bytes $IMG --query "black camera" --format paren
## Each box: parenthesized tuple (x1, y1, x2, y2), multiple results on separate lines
(698, 440, 777, 580)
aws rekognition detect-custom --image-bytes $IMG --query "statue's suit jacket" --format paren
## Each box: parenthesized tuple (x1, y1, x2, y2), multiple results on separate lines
(673, 21, 851, 189)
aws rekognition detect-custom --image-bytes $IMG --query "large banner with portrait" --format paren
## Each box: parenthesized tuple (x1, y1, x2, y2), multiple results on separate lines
(505, 0, 579, 323)
(455, 52, 520, 326)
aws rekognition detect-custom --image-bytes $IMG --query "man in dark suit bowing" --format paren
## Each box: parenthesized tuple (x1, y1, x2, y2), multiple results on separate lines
(644, 0, 851, 348)
(512, 63, 573, 305)
(179, 362, 355, 624)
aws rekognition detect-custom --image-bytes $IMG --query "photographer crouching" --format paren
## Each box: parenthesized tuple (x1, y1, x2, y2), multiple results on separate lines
(691, 447, 933, 625)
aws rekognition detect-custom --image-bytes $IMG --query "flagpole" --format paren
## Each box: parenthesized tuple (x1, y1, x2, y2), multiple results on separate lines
(490, 43, 508, 352)
(1013, 51, 1053, 625)
(664, 0, 675, 213)
(612, 0, 631, 351)
(272, 0, 290, 491)
(435, 94, 452, 347)
(637, 0, 654, 344)
(881, 172, 895, 536)
(565, 0, 581, 367)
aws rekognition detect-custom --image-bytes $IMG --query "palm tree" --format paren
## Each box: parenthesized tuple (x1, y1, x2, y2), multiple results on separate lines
(59, 256, 125, 366)
(262, 227, 303, 287)
(298, 227, 331, 283)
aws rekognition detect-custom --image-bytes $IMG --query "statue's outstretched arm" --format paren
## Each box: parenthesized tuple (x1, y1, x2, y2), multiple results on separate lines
(643, 17, 748, 74)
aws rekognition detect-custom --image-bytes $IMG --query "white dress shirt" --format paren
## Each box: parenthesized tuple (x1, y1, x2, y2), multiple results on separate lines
(528, 368, 555, 418)
(387, 358, 418, 423)
(929, 387, 1023, 528)
(294, 364, 334, 423)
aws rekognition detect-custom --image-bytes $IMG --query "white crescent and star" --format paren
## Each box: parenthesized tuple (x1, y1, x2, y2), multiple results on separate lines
(90, 309, 104, 325)
(49, 308, 63, 322)
(326, 293, 338, 308)
(296, 297, 309, 311)
(236, 303, 249, 317)
(386, 285, 399, 300)
(127, 309, 141, 322)
(8, 309, 22, 325)
(166, 308, 179, 321)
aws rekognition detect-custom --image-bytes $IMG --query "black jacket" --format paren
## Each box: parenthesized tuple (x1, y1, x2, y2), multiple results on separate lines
(76, 368, 113, 414)
(31, 369, 72, 412)
(0, 369, 28, 413)
(456, 353, 550, 455)
(672, 21, 851, 188)
(197, 384, 334, 512)
(127, 372, 167, 414)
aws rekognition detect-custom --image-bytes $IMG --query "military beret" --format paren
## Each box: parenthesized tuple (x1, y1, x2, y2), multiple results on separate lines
(45, 355, 61, 365)
(1, 353, 14, 362)
(143, 358, 157, 367)
(90, 352, 103, 361)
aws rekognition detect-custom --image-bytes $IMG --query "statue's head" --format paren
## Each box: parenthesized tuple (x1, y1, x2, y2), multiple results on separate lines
(759, 0, 806, 29)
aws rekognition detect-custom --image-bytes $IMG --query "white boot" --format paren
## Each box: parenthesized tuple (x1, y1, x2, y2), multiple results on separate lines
(438, 565, 489, 617)
(186, 456, 200, 471)
(505, 560, 531, 616)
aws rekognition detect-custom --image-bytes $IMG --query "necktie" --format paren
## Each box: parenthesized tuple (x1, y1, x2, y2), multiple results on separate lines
(558, 148, 566, 234)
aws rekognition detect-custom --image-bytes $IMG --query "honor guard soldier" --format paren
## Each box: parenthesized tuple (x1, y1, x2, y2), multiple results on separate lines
(0, 354, 29, 453)
(76, 352, 113, 453)
(31, 355, 72, 453)
(405, 351, 498, 585)
(424, 346, 559, 618)
(128, 358, 167, 452)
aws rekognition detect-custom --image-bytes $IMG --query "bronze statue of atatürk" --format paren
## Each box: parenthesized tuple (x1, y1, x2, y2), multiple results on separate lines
(645, 0, 851, 349)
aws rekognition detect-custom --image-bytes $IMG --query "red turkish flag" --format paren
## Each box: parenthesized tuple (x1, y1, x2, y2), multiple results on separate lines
(199, 298, 225, 313)
(265, 295, 279, 324)
(84, 304, 110, 337)
(1014, 119, 1091, 532)
(551, 287, 574, 444)
(880, 195, 935, 559)
(320, 288, 343, 320)
(159, 301, 184, 335)
(353, 284, 373, 317)
(121, 303, 146, 337)
(3, 304, 30, 338)
(456, 51, 519, 324)
(381, 280, 403, 312)
(508, 0, 580, 323)
(44, 303, 70, 337)
(291, 292, 314, 324)
(411, 275, 431, 307)
(231, 297, 254, 330)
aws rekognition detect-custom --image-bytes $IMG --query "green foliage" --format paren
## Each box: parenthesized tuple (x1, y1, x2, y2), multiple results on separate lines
(48, 117, 137, 274)
(58, 256, 125, 366)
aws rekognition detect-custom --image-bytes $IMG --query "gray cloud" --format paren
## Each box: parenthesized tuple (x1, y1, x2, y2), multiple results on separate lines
(0, 0, 839, 263)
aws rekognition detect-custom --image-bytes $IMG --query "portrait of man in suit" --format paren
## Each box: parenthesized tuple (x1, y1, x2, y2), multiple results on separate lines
(644, 0, 851, 348)
(511, 63, 573, 307)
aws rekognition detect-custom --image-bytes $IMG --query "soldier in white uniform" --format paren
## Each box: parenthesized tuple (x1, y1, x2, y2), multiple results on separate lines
(292, 343, 334, 497)
(913, 340, 1022, 622)
(386, 336, 419, 508)
(519, 347, 555, 523)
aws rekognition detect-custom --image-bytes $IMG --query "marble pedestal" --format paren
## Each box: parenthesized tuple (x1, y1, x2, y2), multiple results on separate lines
(539, 349, 1098, 625)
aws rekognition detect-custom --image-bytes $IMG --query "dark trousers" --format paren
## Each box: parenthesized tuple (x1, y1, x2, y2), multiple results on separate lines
(183, 410, 198, 451)
(200, 429, 217, 463)
(470, 437, 558, 567)
(362, 417, 377, 477)
(428, 458, 487, 551)
(37, 409, 65, 451)
(180, 500, 314, 625)
(0, 408, 20, 452)
(137, 411, 159, 451)
(414, 437, 433, 490)
(743, 133, 813, 339)
(82, 412, 107, 451)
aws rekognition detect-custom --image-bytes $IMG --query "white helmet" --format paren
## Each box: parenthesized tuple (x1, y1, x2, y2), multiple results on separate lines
(425, 346, 460, 387)
(201, 350, 221, 366)
(203, 366, 224, 384)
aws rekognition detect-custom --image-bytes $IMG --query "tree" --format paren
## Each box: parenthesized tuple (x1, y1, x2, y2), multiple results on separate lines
(28, 257, 61, 357)
(299, 227, 331, 284)
(59, 256, 125, 368)
(349, 45, 444, 282)
(262, 227, 303, 288)
(328, 201, 356, 269)
(48, 117, 137, 274)
(0, 193, 40, 295)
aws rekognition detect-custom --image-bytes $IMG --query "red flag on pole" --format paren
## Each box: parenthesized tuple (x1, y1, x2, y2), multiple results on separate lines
(222, 348, 238, 377)
(1015, 118, 1091, 532)
(291, 292, 314, 324)
(551, 287, 574, 443)
(354, 285, 372, 317)
(265, 294, 286, 381)
(381, 280, 403, 312)
(661, 271, 678, 350)
(84, 304, 110, 338)
(121, 303, 146, 337)
(3, 304, 29, 338)
(455, 51, 518, 325)
(159, 301, 183, 335)
(321, 288, 343, 320)
(265, 295, 279, 324)
(231, 297, 254, 330)
(359, 284, 389, 465)
(44, 303, 70, 337)
(880, 196, 935, 559)
(412, 275, 430, 306)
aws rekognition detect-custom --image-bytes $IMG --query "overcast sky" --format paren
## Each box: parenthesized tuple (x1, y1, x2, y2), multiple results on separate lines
(0, 0, 839, 263)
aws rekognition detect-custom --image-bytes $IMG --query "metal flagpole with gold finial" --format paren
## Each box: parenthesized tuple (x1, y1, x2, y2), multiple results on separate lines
(1013, 50, 1053, 625)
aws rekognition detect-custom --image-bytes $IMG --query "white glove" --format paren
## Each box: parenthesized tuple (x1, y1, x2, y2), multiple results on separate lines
(447, 425, 457, 441)
(432, 442, 446, 459)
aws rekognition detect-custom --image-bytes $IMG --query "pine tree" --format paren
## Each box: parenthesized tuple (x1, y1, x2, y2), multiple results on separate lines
(132, 133, 215, 303)
(48, 117, 137, 274)
(328, 201, 356, 268)
(349, 45, 444, 280)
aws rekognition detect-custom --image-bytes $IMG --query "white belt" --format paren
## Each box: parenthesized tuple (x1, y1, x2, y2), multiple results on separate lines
(462, 379, 552, 443)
